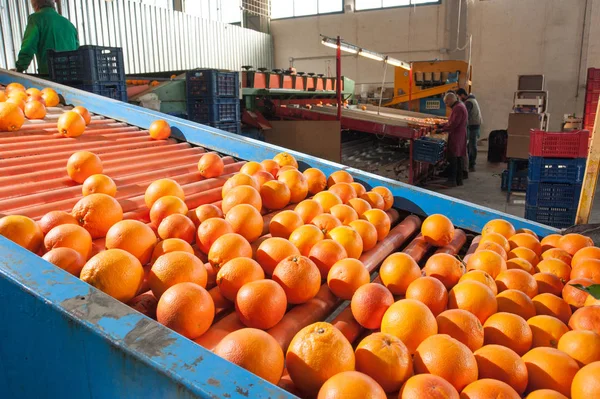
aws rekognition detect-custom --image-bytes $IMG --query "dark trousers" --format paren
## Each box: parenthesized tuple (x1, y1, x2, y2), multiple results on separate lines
(448, 156, 464, 186)
(468, 125, 480, 169)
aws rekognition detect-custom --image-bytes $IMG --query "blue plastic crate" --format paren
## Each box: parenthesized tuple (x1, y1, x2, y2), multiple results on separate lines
(48, 46, 125, 84)
(187, 97, 240, 123)
(501, 169, 528, 192)
(186, 69, 239, 99)
(71, 81, 127, 102)
(413, 137, 446, 164)
(526, 181, 582, 208)
(528, 156, 586, 183)
(525, 206, 576, 228)
(207, 121, 241, 135)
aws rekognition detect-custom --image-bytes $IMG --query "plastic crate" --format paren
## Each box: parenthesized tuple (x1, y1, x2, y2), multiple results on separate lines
(525, 206, 576, 228)
(413, 137, 446, 164)
(588, 68, 600, 81)
(207, 121, 241, 135)
(526, 182, 582, 208)
(186, 69, 239, 99)
(48, 46, 125, 84)
(528, 130, 589, 158)
(528, 157, 586, 184)
(71, 81, 127, 102)
(187, 97, 240, 123)
(587, 80, 600, 93)
(501, 170, 528, 192)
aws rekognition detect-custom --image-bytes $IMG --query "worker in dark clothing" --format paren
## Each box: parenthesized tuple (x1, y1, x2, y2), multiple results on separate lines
(15, 0, 79, 75)
(437, 92, 468, 187)
(457, 88, 483, 172)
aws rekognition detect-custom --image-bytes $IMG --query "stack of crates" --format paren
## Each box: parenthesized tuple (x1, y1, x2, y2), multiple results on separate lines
(584, 68, 600, 132)
(525, 130, 589, 228)
(412, 137, 446, 164)
(186, 69, 240, 134)
(48, 46, 126, 102)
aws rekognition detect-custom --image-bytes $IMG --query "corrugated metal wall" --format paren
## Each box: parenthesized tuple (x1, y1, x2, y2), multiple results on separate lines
(0, 0, 273, 74)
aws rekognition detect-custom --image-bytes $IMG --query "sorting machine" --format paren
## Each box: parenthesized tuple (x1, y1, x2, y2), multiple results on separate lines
(0, 70, 556, 399)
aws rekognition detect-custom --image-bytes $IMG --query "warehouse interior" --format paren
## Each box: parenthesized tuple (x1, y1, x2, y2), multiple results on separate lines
(2, 0, 600, 398)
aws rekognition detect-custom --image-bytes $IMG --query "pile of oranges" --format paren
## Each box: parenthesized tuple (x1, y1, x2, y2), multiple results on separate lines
(1, 83, 600, 399)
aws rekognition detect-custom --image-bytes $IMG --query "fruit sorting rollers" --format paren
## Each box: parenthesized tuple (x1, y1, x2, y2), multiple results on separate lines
(0, 72, 560, 399)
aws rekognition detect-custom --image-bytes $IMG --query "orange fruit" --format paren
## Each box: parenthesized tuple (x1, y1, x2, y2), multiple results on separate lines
(196, 217, 233, 254)
(361, 209, 390, 242)
(42, 247, 86, 276)
(270, 209, 303, 239)
(80, 249, 144, 302)
(467, 249, 507, 278)
(216, 257, 265, 301)
(317, 371, 386, 399)
(276, 165, 296, 177)
(156, 282, 214, 338)
(197, 152, 224, 178)
(328, 182, 357, 204)
(541, 234, 562, 252)
(222, 185, 262, 213)
(495, 269, 538, 298)
(571, 246, 600, 268)
(351, 182, 367, 197)
(557, 330, 600, 366)
(533, 272, 564, 296)
(260, 180, 290, 210)
(235, 279, 287, 329)
(522, 347, 580, 397)
(221, 173, 259, 197)
(351, 284, 394, 330)
(509, 233, 542, 255)
(474, 345, 528, 395)
(571, 361, 600, 399)
(214, 328, 284, 385)
(208, 233, 252, 269)
(295, 199, 324, 223)
(225, 203, 263, 242)
(44, 223, 92, 260)
(496, 289, 537, 320)
(459, 270, 498, 295)
(360, 192, 385, 210)
(255, 236, 300, 275)
(148, 251, 207, 298)
(563, 278, 594, 309)
(278, 169, 308, 203)
(413, 334, 478, 392)
(38, 210, 78, 235)
(405, 276, 449, 316)
(240, 161, 265, 175)
(542, 248, 573, 266)
(273, 255, 321, 304)
(479, 232, 511, 252)
(144, 178, 185, 209)
(379, 252, 421, 295)
(526, 390, 568, 399)
(8, 89, 27, 102)
(311, 213, 342, 235)
(349, 219, 378, 252)
(327, 170, 353, 187)
(66, 151, 103, 183)
(476, 241, 507, 260)
(150, 238, 194, 264)
(273, 152, 298, 168)
(149, 195, 188, 227)
(508, 246, 540, 266)
(423, 253, 466, 289)
(399, 374, 459, 399)
(313, 190, 343, 212)
(194, 204, 223, 224)
(536, 258, 571, 282)
(516, 228, 539, 239)
(448, 280, 498, 323)
(568, 305, 600, 335)
(483, 312, 532, 355)
(506, 258, 535, 274)
(533, 293, 572, 324)
(71, 193, 123, 239)
(436, 309, 484, 351)
(308, 239, 347, 278)
(381, 299, 438, 354)
(330, 204, 358, 225)
(460, 379, 520, 399)
(558, 233, 593, 256)
(571, 259, 600, 283)
(354, 332, 411, 393)
(72, 106, 91, 125)
(303, 168, 327, 195)
(289, 224, 325, 256)
(157, 213, 195, 244)
(347, 197, 372, 216)
(6, 82, 26, 93)
(261, 159, 280, 176)
(482, 219, 516, 239)
(0, 215, 43, 253)
(0, 89, 6, 101)
(371, 186, 393, 210)
(287, 322, 355, 396)
(148, 119, 171, 140)
(6, 97, 25, 112)
(528, 315, 569, 348)
(328, 225, 363, 259)
(24, 99, 46, 119)
(82, 174, 117, 197)
(253, 170, 274, 187)
(421, 214, 455, 247)
(41, 88, 59, 107)
(57, 111, 86, 137)
(327, 258, 369, 300)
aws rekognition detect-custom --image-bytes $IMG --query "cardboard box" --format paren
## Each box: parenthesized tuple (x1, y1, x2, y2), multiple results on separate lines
(506, 113, 543, 159)
(264, 121, 341, 163)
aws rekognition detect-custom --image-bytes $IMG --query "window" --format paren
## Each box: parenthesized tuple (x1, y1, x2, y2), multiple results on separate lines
(185, 0, 241, 23)
(271, 0, 343, 19)
(355, 0, 439, 10)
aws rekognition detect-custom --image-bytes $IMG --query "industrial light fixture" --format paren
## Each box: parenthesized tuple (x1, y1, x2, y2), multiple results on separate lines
(320, 35, 410, 70)
(359, 49, 384, 62)
(321, 36, 359, 54)
(386, 57, 412, 70)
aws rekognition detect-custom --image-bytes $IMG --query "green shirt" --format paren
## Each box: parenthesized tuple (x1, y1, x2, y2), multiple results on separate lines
(16, 7, 79, 75)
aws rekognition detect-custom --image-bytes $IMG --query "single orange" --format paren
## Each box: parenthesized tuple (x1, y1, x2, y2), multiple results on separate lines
(532, 293, 572, 324)
(460, 379, 520, 399)
(149, 195, 188, 227)
(149, 119, 171, 140)
(198, 152, 224, 178)
(506, 257, 535, 274)
(194, 204, 223, 224)
(289, 224, 325, 256)
(405, 276, 449, 316)
(207, 233, 252, 269)
(327, 258, 369, 300)
(476, 241, 508, 260)
(496, 289, 537, 320)
(253, 170, 274, 187)
(535, 258, 572, 282)
(436, 309, 484, 352)
(255, 236, 300, 275)
(527, 315, 569, 348)
(57, 111, 86, 137)
(330, 204, 358, 225)
(495, 268, 538, 298)
(71, 193, 123, 239)
(328, 182, 357, 204)
(82, 174, 117, 197)
(311, 213, 342, 235)
(423, 253, 466, 290)
(467, 249, 507, 278)
(571, 258, 600, 283)
(482, 219, 516, 239)
(235, 279, 287, 329)
(24, 99, 46, 119)
(571, 246, 600, 268)
(541, 234, 562, 252)
(558, 233, 593, 256)
(327, 225, 363, 259)
(483, 312, 532, 355)
(0, 102, 25, 131)
(473, 344, 528, 395)
(313, 190, 343, 212)
(261, 159, 280, 177)
(479, 232, 511, 252)
(448, 280, 498, 323)
(348, 219, 378, 252)
(221, 173, 259, 197)
(557, 330, 600, 366)
(562, 278, 594, 309)
(150, 238, 194, 264)
(347, 197, 372, 216)
(571, 361, 600, 399)
(44, 223, 93, 260)
(196, 217, 234, 254)
(72, 106, 91, 125)
(273, 255, 321, 304)
(144, 178, 185, 209)
(270, 210, 304, 239)
(381, 299, 438, 354)
(351, 284, 394, 330)
(272, 152, 298, 168)
(509, 233, 542, 256)
(42, 247, 86, 276)
(522, 347, 580, 397)
(240, 161, 265, 176)
(148, 251, 207, 298)
(221, 185, 262, 213)
(303, 168, 327, 195)
(156, 282, 214, 338)
(421, 214, 455, 247)
(294, 199, 324, 224)
(157, 213, 196, 244)
(308, 239, 347, 278)
(568, 305, 600, 335)
(399, 374, 459, 399)
(542, 248, 573, 265)
(260, 180, 290, 210)
(216, 257, 265, 301)
(533, 272, 564, 296)
(66, 151, 103, 184)
(38, 210, 78, 235)
(327, 170, 353, 187)
(225, 204, 263, 242)
(278, 169, 308, 203)
(350, 182, 367, 197)
(459, 270, 498, 295)
(379, 252, 421, 295)
(508, 246, 540, 267)
(361, 209, 390, 242)
(360, 191, 385, 210)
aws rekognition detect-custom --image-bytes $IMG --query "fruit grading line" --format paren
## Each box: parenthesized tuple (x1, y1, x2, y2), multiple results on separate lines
(0, 70, 558, 399)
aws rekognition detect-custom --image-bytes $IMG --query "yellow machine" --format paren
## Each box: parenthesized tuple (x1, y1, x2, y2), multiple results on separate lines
(385, 60, 472, 117)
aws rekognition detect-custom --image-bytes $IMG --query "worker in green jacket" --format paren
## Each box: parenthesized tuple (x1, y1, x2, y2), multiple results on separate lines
(15, 0, 79, 75)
